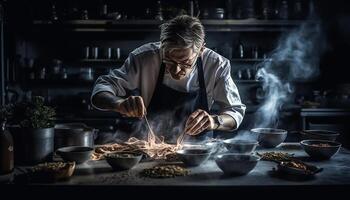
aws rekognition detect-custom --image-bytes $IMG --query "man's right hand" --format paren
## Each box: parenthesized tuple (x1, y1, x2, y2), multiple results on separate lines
(114, 96, 146, 118)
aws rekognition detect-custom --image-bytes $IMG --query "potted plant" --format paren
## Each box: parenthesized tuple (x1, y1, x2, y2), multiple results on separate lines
(9, 96, 56, 165)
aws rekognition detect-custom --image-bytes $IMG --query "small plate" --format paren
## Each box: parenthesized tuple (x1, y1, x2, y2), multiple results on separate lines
(275, 160, 323, 177)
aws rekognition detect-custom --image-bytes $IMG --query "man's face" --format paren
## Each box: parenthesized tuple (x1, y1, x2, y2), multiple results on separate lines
(163, 48, 199, 80)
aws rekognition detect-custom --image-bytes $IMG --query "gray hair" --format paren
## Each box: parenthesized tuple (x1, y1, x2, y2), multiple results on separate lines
(160, 15, 205, 54)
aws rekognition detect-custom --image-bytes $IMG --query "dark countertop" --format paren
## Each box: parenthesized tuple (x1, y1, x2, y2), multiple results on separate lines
(13, 143, 350, 186)
(301, 108, 350, 116)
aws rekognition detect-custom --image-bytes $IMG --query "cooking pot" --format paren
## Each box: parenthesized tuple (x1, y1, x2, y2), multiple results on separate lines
(54, 123, 98, 150)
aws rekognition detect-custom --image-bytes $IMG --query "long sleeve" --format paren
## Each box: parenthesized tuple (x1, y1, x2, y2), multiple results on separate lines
(213, 59, 246, 130)
(91, 52, 141, 111)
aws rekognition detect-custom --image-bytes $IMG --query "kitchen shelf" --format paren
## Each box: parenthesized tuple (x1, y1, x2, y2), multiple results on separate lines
(72, 59, 125, 65)
(78, 59, 124, 63)
(25, 79, 95, 88)
(231, 58, 272, 62)
(31, 19, 316, 32)
(56, 110, 122, 120)
(234, 79, 318, 84)
(301, 108, 350, 117)
(234, 80, 263, 84)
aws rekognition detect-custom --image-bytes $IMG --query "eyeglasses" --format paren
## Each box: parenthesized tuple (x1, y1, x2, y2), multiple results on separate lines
(162, 49, 200, 70)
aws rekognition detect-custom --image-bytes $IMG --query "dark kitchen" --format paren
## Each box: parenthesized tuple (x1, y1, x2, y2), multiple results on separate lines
(0, 0, 350, 197)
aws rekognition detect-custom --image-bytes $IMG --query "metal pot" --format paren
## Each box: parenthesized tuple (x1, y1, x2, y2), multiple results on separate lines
(54, 123, 98, 150)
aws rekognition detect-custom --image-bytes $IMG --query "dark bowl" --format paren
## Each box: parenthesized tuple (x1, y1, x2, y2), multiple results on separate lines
(215, 153, 260, 176)
(176, 148, 211, 167)
(223, 139, 258, 154)
(251, 128, 287, 148)
(300, 130, 339, 141)
(56, 146, 94, 164)
(300, 140, 341, 160)
(105, 153, 143, 171)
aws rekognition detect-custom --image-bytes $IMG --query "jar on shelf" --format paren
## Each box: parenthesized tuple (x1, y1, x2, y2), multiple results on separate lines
(51, 4, 59, 21)
(61, 68, 68, 80)
(25, 58, 36, 80)
(154, 1, 163, 21)
(243, 0, 255, 19)
(100, 1, 108, 19)
(81, 10, 89, 20)
(235, 4, 243, 19)
(245, 68, 252, 80)
(114, 48, 121, 59)
(188, 0, 194, 17)
(65, 6, 80, 20)
(226, 0, 233, 19)
(292, 0, 304, 19)
(80, 67, 95, 81)
(51, 59, 62, 76)
(92, 47, 99, 59)
(105, 47, 112, 59)
(39, 67, 46, 80)
(201, 8, 210, 19)
(212, 8, 225, 19)
(261, 0, 274, 20)
(144, 8, 152, 19)
(252, 46, 259, 59)
(237, 41, 244, 58)
(277, 0, 289, 20)
(237, 70, 243, 80)
(83, 46, 90, 59)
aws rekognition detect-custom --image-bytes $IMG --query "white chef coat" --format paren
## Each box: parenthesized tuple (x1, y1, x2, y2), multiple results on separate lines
(91, 42, 246, 130)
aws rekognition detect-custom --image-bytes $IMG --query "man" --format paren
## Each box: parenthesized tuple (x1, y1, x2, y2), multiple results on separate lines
(91, 15, 246, 143)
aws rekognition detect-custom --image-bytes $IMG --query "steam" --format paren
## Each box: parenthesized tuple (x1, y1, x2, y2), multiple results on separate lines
(148, 110, 185, 143)
(234, 130, 258, 141)
(254, 20, 325, 128)
(100, 111, 185, 144)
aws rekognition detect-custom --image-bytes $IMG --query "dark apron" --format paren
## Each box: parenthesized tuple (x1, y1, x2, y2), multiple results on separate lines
(116, 57, 213, 144)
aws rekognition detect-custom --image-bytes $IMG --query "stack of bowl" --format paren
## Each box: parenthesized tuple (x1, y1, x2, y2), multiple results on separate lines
(300, 130, 339, 141)
(251, 128, 287, 148)
(214, 138, 260, 176)
(299, 130, 341, 160)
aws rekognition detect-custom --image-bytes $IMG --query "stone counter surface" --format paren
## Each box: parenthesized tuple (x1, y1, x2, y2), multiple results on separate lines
(15, 142, 350, 186)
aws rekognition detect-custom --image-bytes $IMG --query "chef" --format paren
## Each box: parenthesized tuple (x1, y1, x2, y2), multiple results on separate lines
(91, 15, 246, 143)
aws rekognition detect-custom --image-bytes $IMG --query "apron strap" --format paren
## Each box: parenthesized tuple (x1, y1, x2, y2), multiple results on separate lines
(157, 62, 166, 84)
(196, 58, 209, 112)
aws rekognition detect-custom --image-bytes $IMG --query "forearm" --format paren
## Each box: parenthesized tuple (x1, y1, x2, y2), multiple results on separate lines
(213, 114, 236, 131)
(91, 91, 123, 112)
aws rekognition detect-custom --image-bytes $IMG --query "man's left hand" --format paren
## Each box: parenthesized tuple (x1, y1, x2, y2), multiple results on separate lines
(185, 109, 215, 136)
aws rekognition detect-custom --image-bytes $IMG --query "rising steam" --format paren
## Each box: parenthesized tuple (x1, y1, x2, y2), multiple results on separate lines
(254, 20, 325, 128)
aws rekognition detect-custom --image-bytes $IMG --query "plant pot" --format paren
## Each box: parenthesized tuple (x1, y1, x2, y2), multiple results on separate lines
(11, 127, 54, 165)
